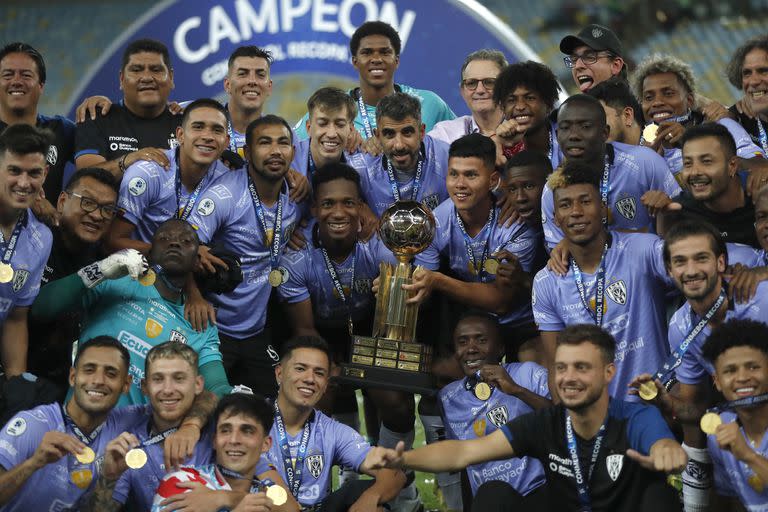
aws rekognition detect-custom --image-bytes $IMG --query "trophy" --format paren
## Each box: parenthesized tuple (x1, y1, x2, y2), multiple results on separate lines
(339, 201, 437, 394)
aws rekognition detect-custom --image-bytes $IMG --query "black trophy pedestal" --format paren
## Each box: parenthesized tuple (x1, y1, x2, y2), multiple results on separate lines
(335, 335, 437, 395)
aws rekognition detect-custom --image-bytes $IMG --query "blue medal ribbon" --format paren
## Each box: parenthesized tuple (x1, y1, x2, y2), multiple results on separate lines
(273, 402, 312, 499)
(385, 156, 424, 203)
(599, 153, 611, 225)
(653, 290, 726, 383)
(319, 246, 357, 336)
(247, 173, 284, 273)
(757, 118, 768, 156)
(571, 243, 609, 326)
(0, 210, 26, 266)
(174, 155, 210, 221)
(61, 405, 105, 445)
(356, 90, 374, 139)
(708, 392, 768, 414)
(454, 205, 496, 279)
(565, 413, 607, 512)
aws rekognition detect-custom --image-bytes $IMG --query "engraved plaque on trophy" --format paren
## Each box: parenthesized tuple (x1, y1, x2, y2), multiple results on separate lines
(339, 201, 437, 394)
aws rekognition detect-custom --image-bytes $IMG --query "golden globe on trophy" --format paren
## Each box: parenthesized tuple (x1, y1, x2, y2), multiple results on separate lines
(339, 201, 437, 393)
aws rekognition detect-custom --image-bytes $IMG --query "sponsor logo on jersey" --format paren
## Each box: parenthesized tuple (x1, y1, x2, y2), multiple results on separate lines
(473, 418, 487, 437)
(145, 318, 164, 339)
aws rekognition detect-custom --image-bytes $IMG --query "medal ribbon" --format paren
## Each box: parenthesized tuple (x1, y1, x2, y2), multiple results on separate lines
(61, 405, 105, 445)
(571, 243, 609, 326)
(653, 290, 726, 383)
(599, 152, 611, 225)
(385, 157, 424, 203)
(320, 246, 356, 336)
(356, 90, 374, 139)
(708, 392, 768, 414)
(455, 205, 496, 278)
(217, 465, 272, 493)
(174, 151, 210, 221)
(0, 210, 26, 265)
(274, 402, 312, 499)
(247, 173, 284, 273)
(565, 413, 607, 512)
(463, 370, 495, 396)
(141, 426, 178, 447)
(757, 118, 768, 156)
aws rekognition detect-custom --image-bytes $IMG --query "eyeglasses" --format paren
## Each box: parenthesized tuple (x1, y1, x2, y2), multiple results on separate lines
(563, 51, 614, 68)
(68, 192, 118, 219)
(462, 78, 497, 90)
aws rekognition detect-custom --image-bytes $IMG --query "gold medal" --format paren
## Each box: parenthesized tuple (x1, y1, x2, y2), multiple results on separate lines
(638, 381, 658, 401)
(642, 124, 659, 144)
(474, 382, 492, 401)
(125, 448, 147, 469)
(700, 412, 722, 435)
(483, 258, 499, 275)
(0, 263, 13, 284)
(266, 485, 288, 506)
(748, 473, 764, 493)
(268, 269, 284, 287)
(75, 446, 95, 464)
(139, 269, 156, 286)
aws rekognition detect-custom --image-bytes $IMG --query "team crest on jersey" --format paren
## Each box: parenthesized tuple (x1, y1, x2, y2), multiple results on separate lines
(12, 270, 29, 293)
(615, 197, 636, 220)
(606, 280, 627, 305)
(169, 330, 187, 344)
(606, 454, 624, 481)
(168, 134, 179, 149)
(473, 418, 487, 437)
(47, 145, 58, 166)
(128, 177, 147, 196)
(145, 318, 163, 338)
(306, 454, 324, 478)
(5, 417, 26, 436)
(422, 194, 439, 211)
(197, 198, 215, 216)
(486, 405, 509, 428)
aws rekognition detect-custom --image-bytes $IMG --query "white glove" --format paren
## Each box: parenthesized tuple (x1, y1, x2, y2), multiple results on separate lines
(77, 249, 148, 288)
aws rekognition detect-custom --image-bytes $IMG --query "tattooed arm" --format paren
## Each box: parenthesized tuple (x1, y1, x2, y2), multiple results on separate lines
(82, 472, 123, 512)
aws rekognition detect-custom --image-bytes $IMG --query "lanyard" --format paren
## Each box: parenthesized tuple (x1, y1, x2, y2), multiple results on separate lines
(667, 110, 693, 124)
(757, 118, 768, 155)
(308, 149, 317, 179)
(599, 153, 611, 224)
(0, 210, 25, 265)
(174, 161, 209, 221)
(274, 402, 312, 499)
(320, 246, 356, 336)
(565, 413, 607, 512)
(385, 157, 424, 203)
(61, 405, 105, 445)
(247, 173, 284, 271)
(653, 290, 726, 383)
(356, 90, 374, 139)
(709, 393, 768, 414)
(142, 426, 178, 447)
(455, 206, 495, 278)
(572, 243, 609, 326)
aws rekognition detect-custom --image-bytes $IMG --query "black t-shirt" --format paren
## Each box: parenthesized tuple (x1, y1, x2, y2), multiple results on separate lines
(74, 103, 181, 162)
(501, 400, 674, 511)
(728, 105, 767, 154)
(0, 114, 76, 202)
(672, 191, 758, 247)
(28, 227, 103, 393)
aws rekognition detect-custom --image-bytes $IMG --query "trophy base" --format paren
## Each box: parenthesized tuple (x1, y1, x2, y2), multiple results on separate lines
(337, 362, 437, 395)
(336, 335, 436, 395)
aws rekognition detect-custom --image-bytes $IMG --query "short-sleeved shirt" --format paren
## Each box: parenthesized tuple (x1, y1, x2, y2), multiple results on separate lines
(117, 148, 230, 243)
(293, 84, 455, 140)
(76, 276, 222, 406)
(416, 199, 543, 326)
(662, 118, 765, 176)
(0, 210, 52, 323)
(727, 243, 765, 267)
(501, 400, 675, 510)
(265, 409, 371, 507)
(1, 114, 76, 201)
(0, 402, 144, 511)
(673, 193, 758, 247)
(151, 463, 276, 512)
(187, 171, 301, 339)
(75, 104, 181, 161)
(532, 232, 672, 400)
(278, 236, 395, 330)
(541, 142, 680, 250)
(439, 362, 549, 495)
(113, 410, 277, 510)
(669, 281, 768, 385)
(708, 411, 768, 510)
(357, 135, 450, 217)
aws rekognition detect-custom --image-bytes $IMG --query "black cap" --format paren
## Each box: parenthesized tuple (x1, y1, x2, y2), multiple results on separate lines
(559, 24, 624, 57)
